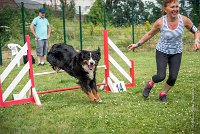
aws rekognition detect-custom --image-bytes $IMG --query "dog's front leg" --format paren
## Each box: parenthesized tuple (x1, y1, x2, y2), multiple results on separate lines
(86, 90, 97, 102)
(79, 81, 97, 102)
(90, 80, 102, 103)
(91, 89, 102, 103)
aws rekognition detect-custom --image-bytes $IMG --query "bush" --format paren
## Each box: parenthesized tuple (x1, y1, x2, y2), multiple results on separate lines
(0, 6, 20, 47)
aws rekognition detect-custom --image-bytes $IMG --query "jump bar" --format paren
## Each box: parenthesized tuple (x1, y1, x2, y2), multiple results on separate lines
(37, 83, 106, 95)
(34, 65, 106, 76)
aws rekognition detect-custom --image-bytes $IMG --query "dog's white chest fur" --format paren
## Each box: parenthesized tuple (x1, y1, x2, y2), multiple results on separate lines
(82, 65, 94, 80)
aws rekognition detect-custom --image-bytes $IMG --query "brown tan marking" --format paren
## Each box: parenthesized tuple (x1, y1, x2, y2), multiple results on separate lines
(86, 91, 97, 101)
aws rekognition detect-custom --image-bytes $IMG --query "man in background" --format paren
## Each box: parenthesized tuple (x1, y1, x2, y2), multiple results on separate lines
(30, 8, 51, 66)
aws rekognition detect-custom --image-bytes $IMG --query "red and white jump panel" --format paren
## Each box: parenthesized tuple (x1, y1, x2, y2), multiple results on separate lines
(103, 30, 135, 92)
(0, 35, 41, 108)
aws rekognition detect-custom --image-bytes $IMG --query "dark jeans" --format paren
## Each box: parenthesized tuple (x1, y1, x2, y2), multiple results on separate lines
(152, 50, 182, 86)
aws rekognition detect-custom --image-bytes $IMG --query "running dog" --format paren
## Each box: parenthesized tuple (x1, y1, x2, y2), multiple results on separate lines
(47, 43, 102, 102)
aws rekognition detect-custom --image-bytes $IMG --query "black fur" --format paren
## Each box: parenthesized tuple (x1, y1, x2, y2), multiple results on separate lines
(47, 43, 101, 102)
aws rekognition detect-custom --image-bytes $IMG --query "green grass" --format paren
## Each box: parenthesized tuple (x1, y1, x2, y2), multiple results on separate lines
(0, 50, 200, 134)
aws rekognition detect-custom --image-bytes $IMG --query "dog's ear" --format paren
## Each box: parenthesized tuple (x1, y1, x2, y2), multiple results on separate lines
(96, 47, 101, 57)
(76, 51, 84, 60)
(97, 47, 100, 52)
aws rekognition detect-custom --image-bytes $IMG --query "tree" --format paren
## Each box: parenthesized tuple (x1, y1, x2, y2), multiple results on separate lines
(0, 6, 20, 47)
(105, 0, 144, 27)
(87, 0, 104, 25)
(66, 0, 75, 20)
(179, 0, 188, 16)
(188, 0, 200, 26)
(60, 0, 76, 20)
(143, 1, 162, 23)
(110, 0, 131, 26)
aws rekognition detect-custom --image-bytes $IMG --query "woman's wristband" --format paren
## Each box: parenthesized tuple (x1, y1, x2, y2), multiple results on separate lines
(137, 42, 141, 47)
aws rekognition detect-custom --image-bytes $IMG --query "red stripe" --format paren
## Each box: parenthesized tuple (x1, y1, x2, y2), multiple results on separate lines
(26, 35, 35, 97)
(2, 97, 35, 107)
(26, 35, 35, 88)
(0, 81, 4, 107)
(130, 60, 135, 87)
(103, 30, 110, 91)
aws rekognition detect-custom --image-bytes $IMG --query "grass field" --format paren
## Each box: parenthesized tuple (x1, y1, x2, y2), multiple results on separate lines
(0, 49, 200, 134)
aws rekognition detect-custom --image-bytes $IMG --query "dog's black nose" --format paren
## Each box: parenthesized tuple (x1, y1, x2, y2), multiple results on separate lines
(90, 62, 94, 65)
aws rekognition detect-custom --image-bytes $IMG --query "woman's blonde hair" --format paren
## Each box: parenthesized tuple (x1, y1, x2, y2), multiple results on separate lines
(162, 0, 178, 15)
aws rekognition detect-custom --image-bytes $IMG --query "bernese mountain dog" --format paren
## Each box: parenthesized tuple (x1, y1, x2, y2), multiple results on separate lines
(47, 43, 102, 102)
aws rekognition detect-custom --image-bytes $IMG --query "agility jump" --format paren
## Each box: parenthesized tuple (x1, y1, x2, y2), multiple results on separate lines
(103, 30, 135, 92)
(0, 35, 41, 108)
(0, 30, 134, 107)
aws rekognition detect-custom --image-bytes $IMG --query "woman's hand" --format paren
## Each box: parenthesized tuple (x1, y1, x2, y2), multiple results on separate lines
(194, 40, 200, 51)
(128, 44, 139, 50)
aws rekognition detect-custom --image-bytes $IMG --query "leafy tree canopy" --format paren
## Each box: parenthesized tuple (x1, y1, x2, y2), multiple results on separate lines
(0, 6, 20, 46)
(87, 0, 104, 25)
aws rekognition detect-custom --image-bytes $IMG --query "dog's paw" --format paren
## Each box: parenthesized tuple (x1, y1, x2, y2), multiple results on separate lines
(95, 99, 103, 103)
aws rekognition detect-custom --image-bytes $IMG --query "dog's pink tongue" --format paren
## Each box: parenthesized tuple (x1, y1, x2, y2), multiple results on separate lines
(88, 65, 94, 70)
